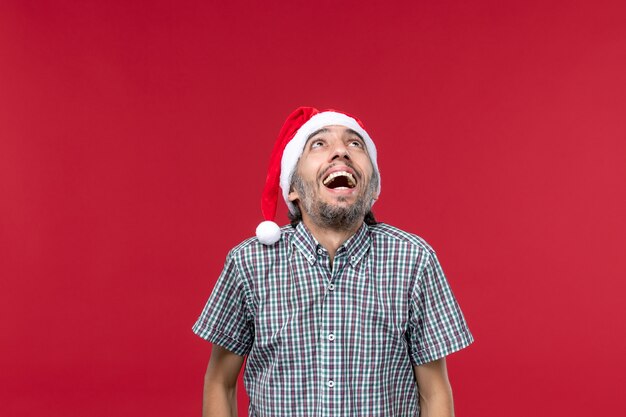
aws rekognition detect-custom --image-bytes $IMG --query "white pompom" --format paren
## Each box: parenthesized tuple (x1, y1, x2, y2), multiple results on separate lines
(256, 221, 281, 245)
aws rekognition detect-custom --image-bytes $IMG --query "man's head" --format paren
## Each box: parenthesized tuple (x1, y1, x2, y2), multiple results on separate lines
(287, 125, 379, 231)
(256, 107, 381, 245)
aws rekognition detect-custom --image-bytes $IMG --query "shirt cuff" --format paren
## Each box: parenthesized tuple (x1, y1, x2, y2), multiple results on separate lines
(409, 328, 474, 366)
(192, 323, 250, 356)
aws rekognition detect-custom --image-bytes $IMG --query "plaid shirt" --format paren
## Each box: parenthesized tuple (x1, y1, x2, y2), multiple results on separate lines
(193, 222, 473, 416)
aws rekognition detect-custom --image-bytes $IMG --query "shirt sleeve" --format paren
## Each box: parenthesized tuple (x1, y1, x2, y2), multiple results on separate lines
(406, 250, 474, 366)
(192, 251, 254, 356)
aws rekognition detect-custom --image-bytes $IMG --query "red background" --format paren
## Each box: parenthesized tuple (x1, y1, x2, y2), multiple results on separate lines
(1, 1, 625, 416)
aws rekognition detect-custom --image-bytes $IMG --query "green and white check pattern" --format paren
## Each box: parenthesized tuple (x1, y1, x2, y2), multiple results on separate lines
(193, 222, 473, 416)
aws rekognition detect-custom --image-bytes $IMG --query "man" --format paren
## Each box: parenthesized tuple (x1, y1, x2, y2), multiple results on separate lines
(193, 107, 473, 416)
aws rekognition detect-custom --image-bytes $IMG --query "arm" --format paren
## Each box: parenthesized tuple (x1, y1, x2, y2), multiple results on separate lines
(203, 344, 245, 417)
(413, 358, 455, 417)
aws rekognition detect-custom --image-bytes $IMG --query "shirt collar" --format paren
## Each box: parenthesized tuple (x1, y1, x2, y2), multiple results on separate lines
(292, 221, 371, 267)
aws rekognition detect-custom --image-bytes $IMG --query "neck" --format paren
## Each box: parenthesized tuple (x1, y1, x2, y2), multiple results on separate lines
(300, 214, 363, 263)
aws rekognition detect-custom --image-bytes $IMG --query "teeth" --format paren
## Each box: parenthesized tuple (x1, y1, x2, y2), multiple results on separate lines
(323, 171, 356, 187)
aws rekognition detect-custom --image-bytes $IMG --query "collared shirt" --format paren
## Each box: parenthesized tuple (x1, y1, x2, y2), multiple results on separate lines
(193, 222, 473, 417)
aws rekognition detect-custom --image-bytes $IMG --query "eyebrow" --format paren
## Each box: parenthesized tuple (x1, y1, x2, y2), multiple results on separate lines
(306, 128, 364, 142)
(345, 129, 364, 141)
(307, 128, 330, 141)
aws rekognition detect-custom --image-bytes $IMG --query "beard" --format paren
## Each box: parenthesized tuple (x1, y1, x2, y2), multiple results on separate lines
(291, 170, 378, 231)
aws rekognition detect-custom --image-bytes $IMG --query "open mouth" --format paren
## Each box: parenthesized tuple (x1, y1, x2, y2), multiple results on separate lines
(322, 171, 357, 190)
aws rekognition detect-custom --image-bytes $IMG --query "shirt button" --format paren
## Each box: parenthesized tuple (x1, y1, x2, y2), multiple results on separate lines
(328, 283, 335, 291)
(317, 248, 323, 255)
(328, 333, 335, 341)
(308, 255, 314, 261)
(327, 380, 335, 388)
(350, 256, 357, 262)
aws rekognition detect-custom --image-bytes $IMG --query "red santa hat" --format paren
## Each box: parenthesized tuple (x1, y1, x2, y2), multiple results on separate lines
(256, 106, 380, 245)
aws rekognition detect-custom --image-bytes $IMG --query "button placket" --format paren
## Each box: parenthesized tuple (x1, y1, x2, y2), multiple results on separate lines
(320, 254, 341, 400)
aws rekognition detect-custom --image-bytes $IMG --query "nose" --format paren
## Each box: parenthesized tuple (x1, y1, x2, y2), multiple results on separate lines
(329, 141, 350, 161)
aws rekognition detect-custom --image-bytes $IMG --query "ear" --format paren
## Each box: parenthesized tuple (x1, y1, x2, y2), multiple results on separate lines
(288, 189, 300, 203)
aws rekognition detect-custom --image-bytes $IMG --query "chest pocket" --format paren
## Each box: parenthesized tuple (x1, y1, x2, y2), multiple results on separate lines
(340, 259, 408, 347)
(253, 258, 324, 350)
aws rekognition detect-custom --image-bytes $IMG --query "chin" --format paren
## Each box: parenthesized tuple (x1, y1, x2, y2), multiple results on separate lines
(327, 197, 355, 206)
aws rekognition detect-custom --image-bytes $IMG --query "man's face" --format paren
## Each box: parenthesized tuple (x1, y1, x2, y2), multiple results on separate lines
(288, 125, 378, 230)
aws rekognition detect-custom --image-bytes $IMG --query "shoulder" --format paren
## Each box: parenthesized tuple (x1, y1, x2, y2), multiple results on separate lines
(226, 224, 295, 261)
(368, 223, 437, 255)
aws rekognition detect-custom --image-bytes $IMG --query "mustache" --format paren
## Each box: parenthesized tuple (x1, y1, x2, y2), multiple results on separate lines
(318, 162, 362, 183)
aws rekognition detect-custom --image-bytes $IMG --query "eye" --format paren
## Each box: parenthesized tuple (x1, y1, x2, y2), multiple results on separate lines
(349, 139, 364, 148)
(311, 140, 324, 149)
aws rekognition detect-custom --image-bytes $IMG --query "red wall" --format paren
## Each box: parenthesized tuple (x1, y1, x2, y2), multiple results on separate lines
(2, 1, 625, 416)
